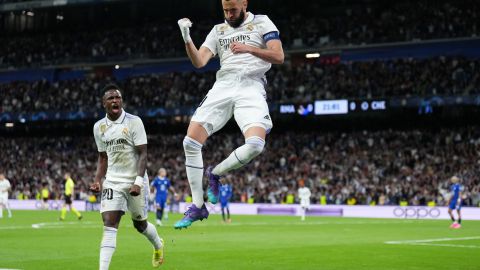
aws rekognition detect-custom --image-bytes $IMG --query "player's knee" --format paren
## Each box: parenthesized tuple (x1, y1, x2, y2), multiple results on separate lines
(245, 136, 265, 158)
(183, 136, 203, 154)
(133, 220, 147, 233)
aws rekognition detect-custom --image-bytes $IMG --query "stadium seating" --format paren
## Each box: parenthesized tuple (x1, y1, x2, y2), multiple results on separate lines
(3, 128, 479, 206)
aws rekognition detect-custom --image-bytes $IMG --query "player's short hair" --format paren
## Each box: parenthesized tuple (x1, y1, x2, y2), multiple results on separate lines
(451, 176, 460, 183)
(102, 83, 122, 96)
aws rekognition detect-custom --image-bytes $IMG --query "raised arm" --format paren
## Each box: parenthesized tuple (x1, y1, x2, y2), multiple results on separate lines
(178, 18, 214, 68)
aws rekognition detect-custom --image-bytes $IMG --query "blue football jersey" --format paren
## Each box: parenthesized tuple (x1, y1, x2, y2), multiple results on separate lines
(219, 184, 232, 203)
(151, 177, 170, 199)
(451, 183, 462, 202)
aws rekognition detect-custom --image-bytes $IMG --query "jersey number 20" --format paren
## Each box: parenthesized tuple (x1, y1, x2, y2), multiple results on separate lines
(102, 188, 114, 200)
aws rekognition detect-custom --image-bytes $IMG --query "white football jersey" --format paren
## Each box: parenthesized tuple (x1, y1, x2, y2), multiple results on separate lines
(0, 179, 11, 197)
(93, 110, 147, 184)
(298, 187, 311, 204)
(202, 12, 280, 80)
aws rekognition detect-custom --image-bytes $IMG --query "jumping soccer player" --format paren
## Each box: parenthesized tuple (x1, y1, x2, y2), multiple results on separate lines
(175, 0, 284, 229)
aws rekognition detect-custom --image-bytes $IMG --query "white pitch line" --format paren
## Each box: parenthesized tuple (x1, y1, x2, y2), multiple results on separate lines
(385, 236, 480, 249)
(385, 236, 480, 244)
(400, 243, 480, 249)
(31, 221, 95, 229)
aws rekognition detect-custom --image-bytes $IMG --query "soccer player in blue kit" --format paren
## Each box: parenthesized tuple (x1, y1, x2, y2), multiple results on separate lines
(219, 183, 233, 223)
(448, 176, 463, 229)
(151, 168, 175, 226)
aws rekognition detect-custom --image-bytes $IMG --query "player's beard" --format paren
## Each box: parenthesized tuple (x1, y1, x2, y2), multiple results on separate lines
(226, 10, 245, 28)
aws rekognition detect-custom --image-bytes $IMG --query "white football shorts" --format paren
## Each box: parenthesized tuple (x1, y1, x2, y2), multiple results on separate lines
(0, 194, 8, 205)
(100, 178, 149, 221)
(301, 200, 310, 209)
(191, 76, 273, 136)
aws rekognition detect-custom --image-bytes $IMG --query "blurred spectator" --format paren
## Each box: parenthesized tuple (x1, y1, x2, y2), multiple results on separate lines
(1, 127, 479, 206)
(0, 1, 478, 68)
(1, 56, 479, 116)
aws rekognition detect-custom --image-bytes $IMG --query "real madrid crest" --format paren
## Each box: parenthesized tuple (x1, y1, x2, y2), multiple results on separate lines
(100, 123, 106, 134)
(122, 127, 129, 136)
(246, 24, 254, 31)
(219, 24, 228, 35)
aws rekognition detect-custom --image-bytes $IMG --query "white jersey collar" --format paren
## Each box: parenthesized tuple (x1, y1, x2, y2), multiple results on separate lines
(106, 109, 126, 126)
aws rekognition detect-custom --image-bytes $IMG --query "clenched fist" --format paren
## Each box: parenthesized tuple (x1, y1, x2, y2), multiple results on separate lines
(177, 18, 193, 43)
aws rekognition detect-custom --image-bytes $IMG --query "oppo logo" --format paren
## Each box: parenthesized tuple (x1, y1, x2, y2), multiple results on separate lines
(393, 207, 441, 219)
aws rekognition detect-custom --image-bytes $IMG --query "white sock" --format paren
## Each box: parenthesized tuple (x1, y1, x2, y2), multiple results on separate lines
(183, 136, 204, 208)
(100, 226, 117, 270)
(213, 136, 265, 176)
(301, 208, 306, 221)
(0, 206, 3, 218)
(142, 222, 163, 250)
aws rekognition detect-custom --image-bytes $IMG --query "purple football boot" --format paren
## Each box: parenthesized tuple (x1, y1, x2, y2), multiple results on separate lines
(206, 166, 221, 204)
(174, 204, 209, 229)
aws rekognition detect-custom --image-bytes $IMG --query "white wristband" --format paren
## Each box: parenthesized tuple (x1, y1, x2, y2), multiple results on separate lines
(134, 176, 144, 188)
(177, 18, 192, 44)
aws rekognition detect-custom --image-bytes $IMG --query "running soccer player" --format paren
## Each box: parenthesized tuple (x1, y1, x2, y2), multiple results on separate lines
(90, 84, 164, 269)
(175, 0, 284, 229)
(151, 168, 175, 226)
(298, 180, 311, 221)
(219, 182, 233, 223)
(0, 173, 12, 218)
(59, 173, 83, 221)
(448, 176, 463, 229)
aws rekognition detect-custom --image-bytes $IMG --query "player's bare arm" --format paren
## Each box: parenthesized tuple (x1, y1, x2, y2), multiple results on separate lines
(230, 39, 284, 64)
(130, 144, 147, 196)
(91, 151, 107, 193)
(178, 18, 214, 68)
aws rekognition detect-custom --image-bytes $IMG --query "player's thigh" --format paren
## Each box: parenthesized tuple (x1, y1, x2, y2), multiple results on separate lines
(233, 81, 272, 134)
(127, 188, 149, 221)
(191, 83, 234, 136)
(100, 187, 128, 214)
(159, 198, 167, 209)
(155, 199, 166, 210)
(65, 195, 72, 205)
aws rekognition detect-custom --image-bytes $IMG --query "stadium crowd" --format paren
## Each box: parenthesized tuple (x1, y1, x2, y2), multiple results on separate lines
(2, 127, 480, 207)
(0, 1, 478, 68)
(1, 56, 479, 115)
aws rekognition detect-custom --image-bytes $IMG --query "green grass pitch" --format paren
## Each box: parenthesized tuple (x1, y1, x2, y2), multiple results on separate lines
(0, 210, 479, 270)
